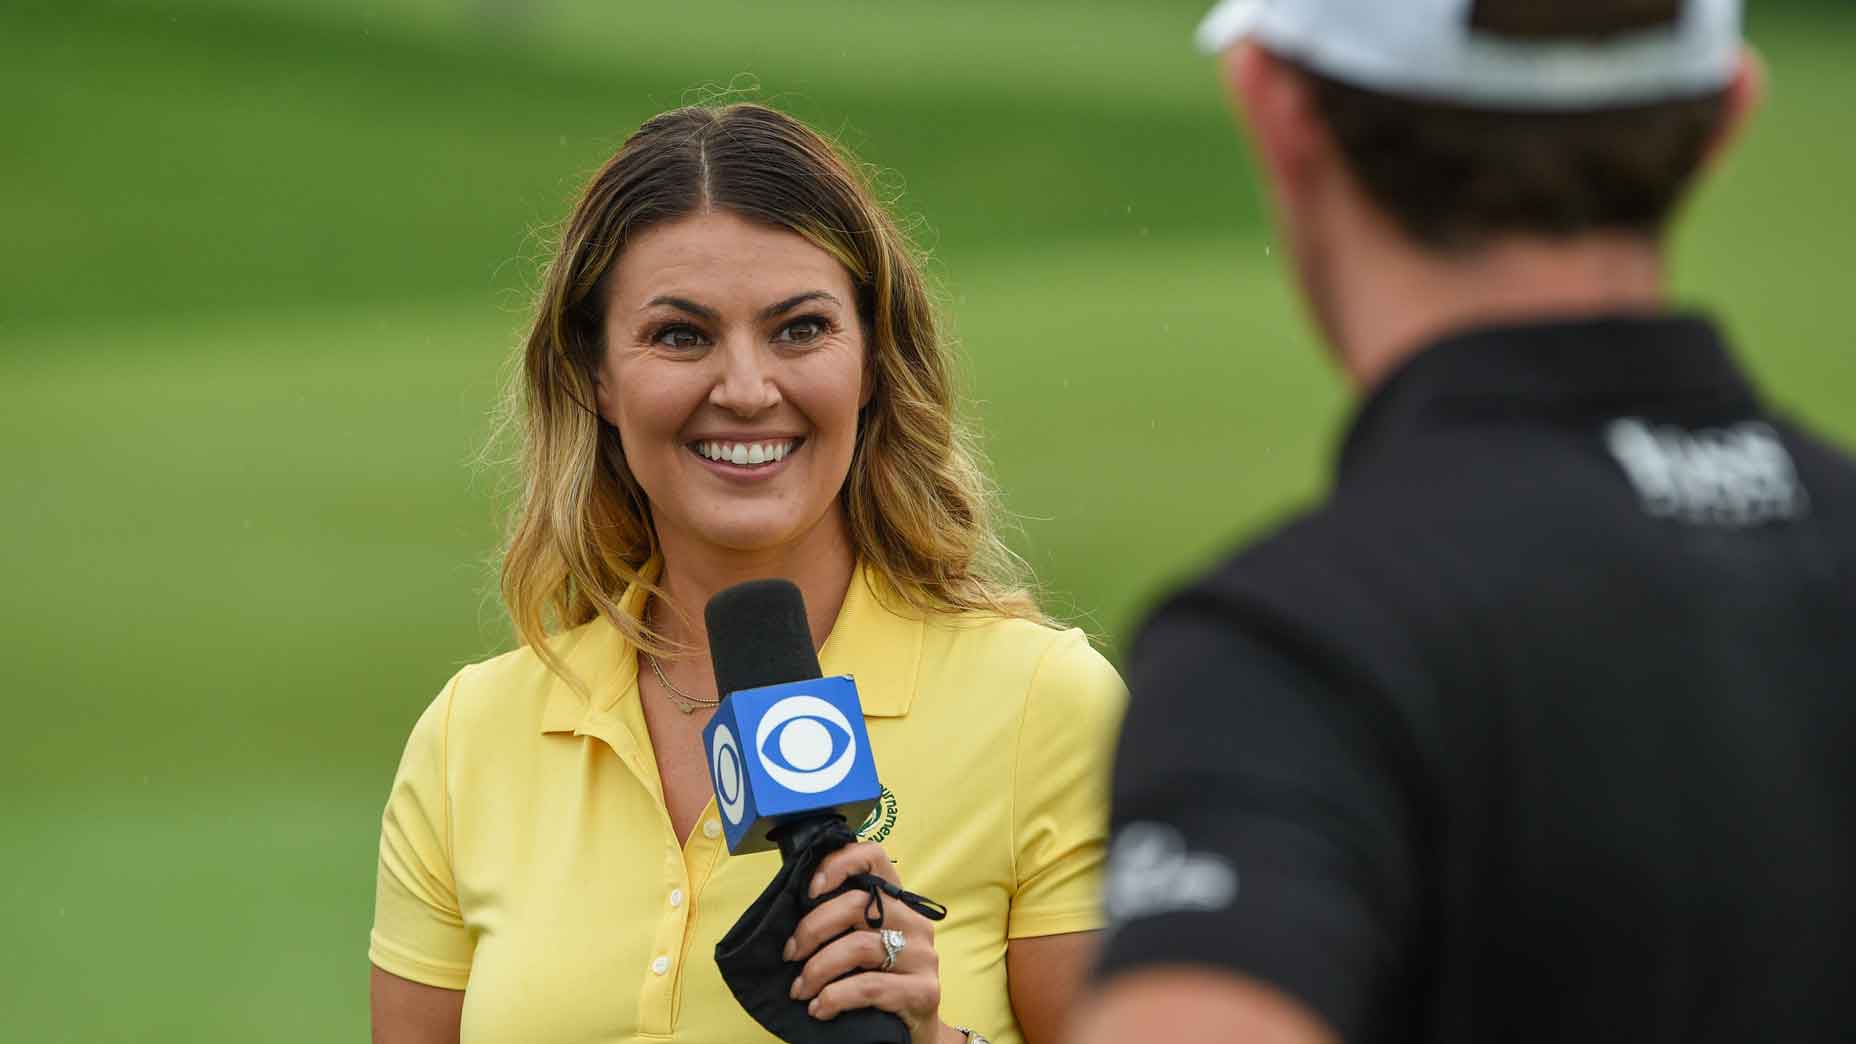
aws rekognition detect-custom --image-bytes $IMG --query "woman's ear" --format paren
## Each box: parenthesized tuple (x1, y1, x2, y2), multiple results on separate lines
(593, 369, 611, 417)
(590, 343, 617, 421)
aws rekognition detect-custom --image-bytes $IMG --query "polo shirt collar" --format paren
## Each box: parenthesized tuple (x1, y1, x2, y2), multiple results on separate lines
(540, 559, 921, 737)
(1337, 313, 1759, 479)
(537, 562, 650, 736)
(817, 564, 924, 718)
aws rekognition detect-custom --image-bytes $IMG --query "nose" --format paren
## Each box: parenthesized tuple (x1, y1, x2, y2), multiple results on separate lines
(708, 336, 781, 418)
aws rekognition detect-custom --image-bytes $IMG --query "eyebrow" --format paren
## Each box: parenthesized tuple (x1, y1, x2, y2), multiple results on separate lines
(758, 291, 841, 320)
(644, 295, 719, 321)
(642, 290, 842, 323)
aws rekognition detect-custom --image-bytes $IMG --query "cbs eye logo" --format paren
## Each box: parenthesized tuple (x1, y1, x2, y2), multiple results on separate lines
(753, 695, 857, 794)
(709, 724, 748, 825)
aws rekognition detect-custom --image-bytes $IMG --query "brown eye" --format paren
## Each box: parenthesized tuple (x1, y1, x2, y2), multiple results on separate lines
(778, 317, 828, 345)
(655, 325, 707, 350)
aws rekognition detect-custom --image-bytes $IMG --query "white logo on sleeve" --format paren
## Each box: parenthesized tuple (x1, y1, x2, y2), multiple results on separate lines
(1104, 822, 1239, 924)
(753, 695, 858, 794)
(1605, 417, 1809, 527)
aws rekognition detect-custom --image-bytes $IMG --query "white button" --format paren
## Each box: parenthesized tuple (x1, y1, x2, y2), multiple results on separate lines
(651, 955, 670, 975)
(669, 889, 684, 909)
(703, 819, 721, 839)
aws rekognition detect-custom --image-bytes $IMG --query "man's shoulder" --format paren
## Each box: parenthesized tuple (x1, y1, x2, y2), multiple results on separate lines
(1778, 415, 1856, 502)
(1143, 504, 1436, 704)
(1174, 507, 1359, 616)
(1154, 404, 1856, 695)
(1140, 434, 1612, 704)
(1165, 494, 1427, 625)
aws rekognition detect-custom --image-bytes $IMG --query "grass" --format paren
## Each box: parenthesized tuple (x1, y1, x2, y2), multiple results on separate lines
(3, 1, 1853, 1039)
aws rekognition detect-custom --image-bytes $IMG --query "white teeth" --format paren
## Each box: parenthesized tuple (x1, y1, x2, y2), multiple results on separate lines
(696, 440, 795, 465)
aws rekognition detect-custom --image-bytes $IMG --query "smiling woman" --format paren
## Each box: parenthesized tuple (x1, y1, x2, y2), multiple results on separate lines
(502, 104, 1038, 669)
(595, 212, 871, 565)
(367, 104, 1126, 1044)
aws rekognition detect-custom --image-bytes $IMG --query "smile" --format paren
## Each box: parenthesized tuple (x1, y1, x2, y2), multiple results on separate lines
(690, 438, 804, 468)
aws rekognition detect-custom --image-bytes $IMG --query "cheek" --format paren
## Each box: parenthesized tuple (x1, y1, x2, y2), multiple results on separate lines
(801, 371, 869, 455)
(607, 369, 698, 469)
(813, 371, 872, 498)
(814, 344, 873, 425)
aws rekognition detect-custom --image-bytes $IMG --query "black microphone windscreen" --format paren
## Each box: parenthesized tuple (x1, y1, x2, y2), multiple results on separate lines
(705, 579, 824, 697)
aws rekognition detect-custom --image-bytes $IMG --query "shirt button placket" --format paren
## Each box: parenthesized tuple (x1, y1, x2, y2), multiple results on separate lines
(643, 838, 689, 1035)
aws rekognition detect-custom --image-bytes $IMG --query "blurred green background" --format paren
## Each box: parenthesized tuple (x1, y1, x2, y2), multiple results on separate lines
(4, 0, 1852, 1038)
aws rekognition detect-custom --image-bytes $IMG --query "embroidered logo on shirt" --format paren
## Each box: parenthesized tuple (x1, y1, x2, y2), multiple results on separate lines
(857, 784, 900, 844)
(1604, 417, 1810, 527)
(1103, 822, 1238, 925)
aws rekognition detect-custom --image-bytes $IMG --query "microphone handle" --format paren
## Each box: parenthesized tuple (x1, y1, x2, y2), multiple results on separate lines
(768, 812, 851, 864)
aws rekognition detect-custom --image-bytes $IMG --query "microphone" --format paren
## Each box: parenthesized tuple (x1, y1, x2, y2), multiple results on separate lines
(704, 578, 917, 1043)
(702, 579, 881, 859)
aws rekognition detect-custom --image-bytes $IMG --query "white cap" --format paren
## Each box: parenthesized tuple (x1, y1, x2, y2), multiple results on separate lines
(1195, 0, 1742, 110)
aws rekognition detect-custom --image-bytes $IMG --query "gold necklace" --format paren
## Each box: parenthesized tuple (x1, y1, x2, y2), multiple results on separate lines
(642, 590, 720, 709)
(646, 649, 719, 714)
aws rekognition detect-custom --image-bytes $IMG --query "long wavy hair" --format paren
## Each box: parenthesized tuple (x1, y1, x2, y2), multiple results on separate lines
(500, 103, 1042, 679)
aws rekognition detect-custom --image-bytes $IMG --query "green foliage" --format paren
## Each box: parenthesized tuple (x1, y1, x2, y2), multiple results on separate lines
(2, 1, 1851, 1038)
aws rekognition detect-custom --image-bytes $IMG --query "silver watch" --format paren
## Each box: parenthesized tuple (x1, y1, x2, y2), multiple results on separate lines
(956, 1030, 991, 1044)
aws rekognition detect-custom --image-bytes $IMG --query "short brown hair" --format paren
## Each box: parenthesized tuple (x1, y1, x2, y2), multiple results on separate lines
(1303, 0, 1727, 250)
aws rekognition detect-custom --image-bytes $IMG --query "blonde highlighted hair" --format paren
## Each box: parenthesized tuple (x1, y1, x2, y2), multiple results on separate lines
(500, 103, 1042, 677)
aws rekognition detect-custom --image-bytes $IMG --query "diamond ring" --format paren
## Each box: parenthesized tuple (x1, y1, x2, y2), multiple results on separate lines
(878, 928, 907, 972)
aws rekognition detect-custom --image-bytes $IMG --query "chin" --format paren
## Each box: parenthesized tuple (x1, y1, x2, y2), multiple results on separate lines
(657, 488, 848, 560)
(704, 531, 798, 554)
(691, 514, 818, 555)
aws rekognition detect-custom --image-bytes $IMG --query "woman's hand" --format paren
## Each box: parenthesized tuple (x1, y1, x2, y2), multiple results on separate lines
(784, 842, 960, 1044)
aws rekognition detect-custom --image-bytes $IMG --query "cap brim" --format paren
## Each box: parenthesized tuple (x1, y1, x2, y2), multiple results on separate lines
(1194, 0, 1264, 55)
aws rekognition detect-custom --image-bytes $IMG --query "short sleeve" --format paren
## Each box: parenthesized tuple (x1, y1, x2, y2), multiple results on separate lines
(370, 672, 473, 989)
(1093, 600, 1421, 1039)
(1007, 629, 1129, 939)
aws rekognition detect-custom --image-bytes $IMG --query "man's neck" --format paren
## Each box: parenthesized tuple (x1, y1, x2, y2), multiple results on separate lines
(1330, 232, 1669, 391)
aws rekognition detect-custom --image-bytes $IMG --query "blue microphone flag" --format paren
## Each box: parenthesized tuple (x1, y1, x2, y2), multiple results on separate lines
(703, 675, 881, 855)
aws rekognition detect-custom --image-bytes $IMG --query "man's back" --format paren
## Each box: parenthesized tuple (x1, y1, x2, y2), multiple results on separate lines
(1077, 3, 1853, 1040)
(1101, 317, 1856, 1041)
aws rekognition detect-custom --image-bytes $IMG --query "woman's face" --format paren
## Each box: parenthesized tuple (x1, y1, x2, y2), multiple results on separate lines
(595, 210, 872, 561)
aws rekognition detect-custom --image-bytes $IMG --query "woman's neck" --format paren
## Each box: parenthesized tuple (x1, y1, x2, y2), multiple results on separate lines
(650, 510, 858, 664)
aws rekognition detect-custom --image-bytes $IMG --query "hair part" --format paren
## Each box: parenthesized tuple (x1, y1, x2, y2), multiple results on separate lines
(499, 103, 1043, 685)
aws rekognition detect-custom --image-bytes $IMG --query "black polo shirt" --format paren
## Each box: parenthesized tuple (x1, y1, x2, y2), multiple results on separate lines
(1096, 315, 1856, 1043)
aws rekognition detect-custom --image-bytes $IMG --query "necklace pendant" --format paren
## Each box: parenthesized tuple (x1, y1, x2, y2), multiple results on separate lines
(678, 701, 696, 715)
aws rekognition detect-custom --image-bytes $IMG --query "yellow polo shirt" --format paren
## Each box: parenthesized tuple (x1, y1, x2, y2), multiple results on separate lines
(371, 563, 1125, 1043)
